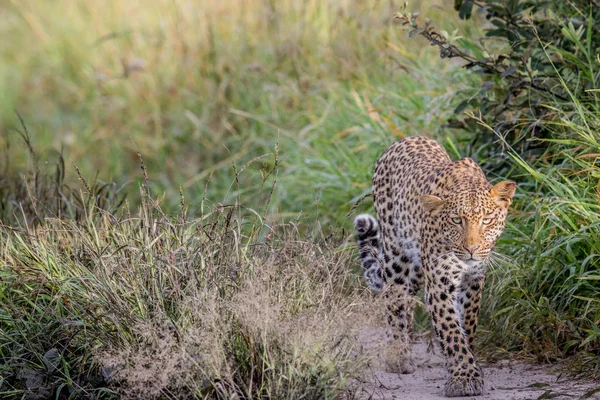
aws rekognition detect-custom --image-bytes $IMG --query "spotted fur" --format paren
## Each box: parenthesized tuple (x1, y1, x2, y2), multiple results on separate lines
(355, 136, 516, 397)
(354, 214, 384, 291)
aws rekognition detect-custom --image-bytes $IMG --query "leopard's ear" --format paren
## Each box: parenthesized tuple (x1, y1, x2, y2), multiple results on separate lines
(420, 195, 445, 214)
(491, 181, 517, 208)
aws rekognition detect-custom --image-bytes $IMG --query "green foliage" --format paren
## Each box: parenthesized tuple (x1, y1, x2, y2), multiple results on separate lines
(0, 0, 474, 219)
(401, 1, 600, 173)
(482, 109, 600, 373)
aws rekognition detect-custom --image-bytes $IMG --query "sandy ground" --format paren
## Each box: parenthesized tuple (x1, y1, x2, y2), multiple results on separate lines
(358, 328, 600, 400)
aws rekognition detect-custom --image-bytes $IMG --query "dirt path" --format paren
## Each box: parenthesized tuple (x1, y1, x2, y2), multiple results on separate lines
(358, 328, 600, 400)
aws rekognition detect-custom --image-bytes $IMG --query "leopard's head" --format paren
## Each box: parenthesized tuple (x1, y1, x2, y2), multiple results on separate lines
(420, 180, 517, 264)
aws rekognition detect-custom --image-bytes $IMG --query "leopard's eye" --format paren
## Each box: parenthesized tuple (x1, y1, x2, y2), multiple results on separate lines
(482, 217, 494, 225)
(450, 217, 462, 225)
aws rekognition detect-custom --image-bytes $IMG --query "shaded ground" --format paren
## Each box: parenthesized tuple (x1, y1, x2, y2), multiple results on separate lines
(358, 328, 600, 400)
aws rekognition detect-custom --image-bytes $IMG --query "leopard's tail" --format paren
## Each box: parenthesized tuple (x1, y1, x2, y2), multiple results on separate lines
(354, 214, 384, 292)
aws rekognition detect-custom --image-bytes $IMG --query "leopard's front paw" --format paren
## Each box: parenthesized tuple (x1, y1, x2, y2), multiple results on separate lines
(384, 357, 416, 374)
(443, 374, 484, 397)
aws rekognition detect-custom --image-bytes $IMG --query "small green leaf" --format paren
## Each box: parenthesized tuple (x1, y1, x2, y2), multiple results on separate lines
(458, 0, 474, 20)
(454, 100, 471, 115)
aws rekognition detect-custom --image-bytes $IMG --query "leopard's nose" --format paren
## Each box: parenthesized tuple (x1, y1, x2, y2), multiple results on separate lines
(463, 245, 480, 255)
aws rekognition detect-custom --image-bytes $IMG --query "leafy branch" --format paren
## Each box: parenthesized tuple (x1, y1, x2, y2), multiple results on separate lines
(393, 10, 568, 102)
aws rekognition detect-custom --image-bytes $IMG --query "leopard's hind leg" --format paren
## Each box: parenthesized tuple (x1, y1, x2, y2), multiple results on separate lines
(355, 214, 424, 374)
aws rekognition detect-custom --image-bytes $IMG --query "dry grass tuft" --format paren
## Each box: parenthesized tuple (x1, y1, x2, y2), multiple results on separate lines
(0, 159, 372, 399)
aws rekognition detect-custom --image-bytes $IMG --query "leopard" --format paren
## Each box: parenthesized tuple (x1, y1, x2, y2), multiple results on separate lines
(354, 136, 516, 397)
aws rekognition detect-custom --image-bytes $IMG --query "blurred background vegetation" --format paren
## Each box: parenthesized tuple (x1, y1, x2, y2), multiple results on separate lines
(0, 0, 479, 221)
(1, 0, 600, 398)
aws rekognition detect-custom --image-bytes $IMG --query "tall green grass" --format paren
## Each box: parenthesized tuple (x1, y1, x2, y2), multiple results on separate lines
(480, 111, 600, 373)
(1, 0, 477, 220)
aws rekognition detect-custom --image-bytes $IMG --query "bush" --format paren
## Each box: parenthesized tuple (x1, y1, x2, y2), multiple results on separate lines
(0, 162, 369, 399)
(398, 0, 600, 173)
(483, 107, 600, 374)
